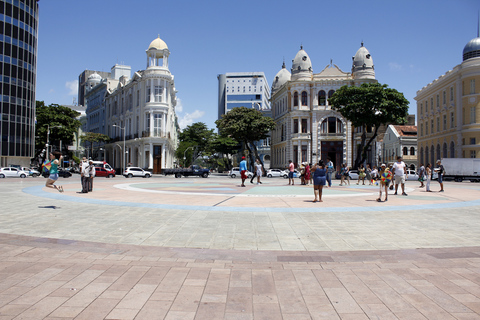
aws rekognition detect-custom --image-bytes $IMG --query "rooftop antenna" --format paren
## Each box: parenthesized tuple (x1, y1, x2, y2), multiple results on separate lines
(330, 59, 333, 67)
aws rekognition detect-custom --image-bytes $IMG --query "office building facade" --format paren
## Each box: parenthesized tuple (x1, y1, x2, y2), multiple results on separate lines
(0, 0, 38, 167)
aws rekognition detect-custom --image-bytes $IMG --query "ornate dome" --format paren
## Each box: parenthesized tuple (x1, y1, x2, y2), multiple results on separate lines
(148, 35, 168, 51)
(271, 61, 291, 93)
(352, 42, 375, 80)
(87, 72, 101, 81)
(463, 37, 480, 61)
(291, 46, 313, 81)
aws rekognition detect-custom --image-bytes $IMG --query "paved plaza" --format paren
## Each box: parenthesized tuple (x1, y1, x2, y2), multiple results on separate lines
(0, 175, 479, 319)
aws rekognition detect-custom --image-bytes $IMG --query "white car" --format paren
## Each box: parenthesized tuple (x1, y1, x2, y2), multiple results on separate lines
(348, 170, 359, 180)
(281, 169, 300, 178)
(21, 167, 41, 177)
(406, 169, 419, 181)
(266, 168, 284, 178)
(0, 167, 28, 178)
(123, 167, 152, 178)
(228, 167, 253, 178)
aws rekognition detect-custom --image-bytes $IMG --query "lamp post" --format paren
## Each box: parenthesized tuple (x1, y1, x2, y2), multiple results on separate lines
(183, 146, 194, 167)
(113, 124, 126, 174)
(46, 124, 62, 155)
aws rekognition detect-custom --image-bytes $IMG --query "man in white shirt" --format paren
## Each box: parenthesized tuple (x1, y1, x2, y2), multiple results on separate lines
(392, 156, 408, 196)
(80, 157, 88, 193)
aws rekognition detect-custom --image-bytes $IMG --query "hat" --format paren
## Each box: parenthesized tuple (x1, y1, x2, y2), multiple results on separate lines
(436, 160, 441, 163)
(89, 160, 93, 163)
(242, 156, 245, 159)
(381, 163, 386, 167)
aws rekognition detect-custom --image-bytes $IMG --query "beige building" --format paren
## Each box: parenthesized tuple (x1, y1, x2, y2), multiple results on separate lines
(415, 34, 480, 163)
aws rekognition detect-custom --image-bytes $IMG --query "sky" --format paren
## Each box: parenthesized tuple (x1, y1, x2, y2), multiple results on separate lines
(35, 0, 480, 131)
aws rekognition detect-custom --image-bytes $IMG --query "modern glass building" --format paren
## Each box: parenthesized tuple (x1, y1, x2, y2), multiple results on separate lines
(0, 0, 39, 167)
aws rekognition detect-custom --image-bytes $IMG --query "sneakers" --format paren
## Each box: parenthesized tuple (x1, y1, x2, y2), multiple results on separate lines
(394, 192, 397, 195)
(402, 192, 408, 196)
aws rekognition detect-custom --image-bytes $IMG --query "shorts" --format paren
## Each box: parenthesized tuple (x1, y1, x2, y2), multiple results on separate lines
(438, 174, 443, 183)
(288, 172, 294, 179)
(394, 175, 405, 184)
(48, 173, 58, 181)
(240, 170, 247, 179)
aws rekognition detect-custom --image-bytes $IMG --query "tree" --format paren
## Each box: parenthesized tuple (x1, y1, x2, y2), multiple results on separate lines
(79, 132, 111, 160)
(328, 82, 409, 168)
(176, 122, 215, 167)
(210, 133, 240, 171)
(35, 101, 82, 158)
(215, 106, 275, 173)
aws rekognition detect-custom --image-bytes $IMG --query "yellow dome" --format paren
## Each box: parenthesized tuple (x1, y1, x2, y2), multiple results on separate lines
(148, 35, 168, 51)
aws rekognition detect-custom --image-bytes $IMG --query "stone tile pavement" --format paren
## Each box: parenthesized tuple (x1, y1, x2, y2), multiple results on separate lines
(0, 176, 479, 319)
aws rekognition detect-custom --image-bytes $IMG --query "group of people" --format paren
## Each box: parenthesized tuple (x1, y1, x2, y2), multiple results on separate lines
(239, 156, 264, 187)
(80, 157, 96, 193)
(417, 160, 445, 192)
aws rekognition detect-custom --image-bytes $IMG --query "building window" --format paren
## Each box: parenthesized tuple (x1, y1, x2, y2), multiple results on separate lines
(293, 92, 299, 107)
(318, 90, 326, 106)
(301, 146, 308, 163)
(410, 147, 415, 156)
(425, 122, 428, 135)
(471, 79, 476, 94)
(321, 117, 343, 134)
(436, 94, 439, 108)
(471, 107, 477, 123)
(403, 147, 408, 155)
(471, 137, 476, 145)
(146, 87, 151, 102)
(471, 150, 477, 158)
(154, 86, 163, 102)
(443, 91, 446, 105)
(443, 115, 447, 130)
(420, 103, 423, 115)
(436, 117, 440, 132)
(293, 119, 299, 133)
(420, 123, 423, 136)
(430, 98, 433, 111)
(451, 112, 454, 128)
(145, 114, 150, 132)
(301, 119, 308, 133)
(301, 91, 308, 106)
(328, 90, 335, 102)
(153, 114, 162, 136)
(443, 143, 447, 158)
(431, 120, 434, 134)
(450, 141, 455, 158)
(450, 87, 454, 101)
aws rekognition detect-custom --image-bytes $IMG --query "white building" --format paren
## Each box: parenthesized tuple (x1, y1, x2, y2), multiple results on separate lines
(382, 124, 418, 169)
(103, 36, 179, 173)
(270, 44, 377, 170)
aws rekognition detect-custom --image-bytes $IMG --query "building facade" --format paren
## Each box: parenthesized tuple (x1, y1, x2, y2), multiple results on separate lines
(415, 34, 480, 164)
(0, 0, 39, 167)
(382, 124, 418, 169)
(217, 72, 271, 167)
(270, 43, 377, 171)
(102, 36, 179, 172)
(78, 70, 110, 107)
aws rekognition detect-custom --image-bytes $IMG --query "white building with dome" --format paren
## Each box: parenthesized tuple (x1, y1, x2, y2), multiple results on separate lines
(270, 43, 377, 170)
(98, 35, 179, 172)
(415, 32, 480, 162)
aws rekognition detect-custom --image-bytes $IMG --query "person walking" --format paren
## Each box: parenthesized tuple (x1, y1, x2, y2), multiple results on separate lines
(425, 163, 432, 192)
(377, 164, 391, 202)
(392, 156, 408, 196)
(436, 160, 445, 192)
(304, 163, 311, 186)
(418, 163, 425, 188)
(288, 160, 295, 185)
(326, 157, 334, 187)
(80, 157, 88, 191)
(371, 165, 378, 185)
(45, 152, 63, 192)
(250, 158, 262, 184)
(311, 160, 326, 202)
(340, 163, 350, 186)
(81, 160, 95, 193)
(366, 164, 372, 185)
(87, 160, 96, 192)
(239, 156, 247, 187)
(253, 158, 263, 185)
(357, 164, 366, 185)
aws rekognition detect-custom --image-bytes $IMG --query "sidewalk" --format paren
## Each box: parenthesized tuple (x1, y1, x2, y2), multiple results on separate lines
(0, 177, 478, 319)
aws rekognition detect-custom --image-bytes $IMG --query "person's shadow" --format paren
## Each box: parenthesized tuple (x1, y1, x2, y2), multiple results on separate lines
(38, 206, 60, 209)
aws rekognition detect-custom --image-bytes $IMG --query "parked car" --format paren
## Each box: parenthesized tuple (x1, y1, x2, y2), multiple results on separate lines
(20, 167, 41, 177)
(123, 167, 152, 178)
(58, 168, 72, 178)
(0, 167, 28, 178)
(228, 167, 253, 178)
(266, 168, 284, 178)
(406, 169, 419, 181)
(281, 169, 300, 178)
(162, 165, 209, 178)
(95, 166, 116, 178)
(349, 170, 359, 180)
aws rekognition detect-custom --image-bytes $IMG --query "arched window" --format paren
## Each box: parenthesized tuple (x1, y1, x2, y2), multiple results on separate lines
(321, 117, 343, 134)
(293, 92, 299, 107)
(301, 91, 308, 106)
(420, 147, 424, 165)
(425, 147, 429, 165)
(328, 90, 335, 98)
(450, 141, 455, 158)
(403, 147, 408, 155)
(410, 147, 415, 156)
(430, 145, 435, 164)
(436, 144, 441, 162)
(318, 90, 326, 106)
(443, 143, 447, 158)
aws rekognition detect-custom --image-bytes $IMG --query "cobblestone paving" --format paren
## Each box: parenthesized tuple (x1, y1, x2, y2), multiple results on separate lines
(0, 176, 479, 319)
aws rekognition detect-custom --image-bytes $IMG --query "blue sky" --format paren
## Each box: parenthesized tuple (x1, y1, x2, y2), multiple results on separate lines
(36, 0, 479, 130)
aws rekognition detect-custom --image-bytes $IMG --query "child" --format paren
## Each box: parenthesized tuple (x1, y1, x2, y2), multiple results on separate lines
(377, 164, 391, 202)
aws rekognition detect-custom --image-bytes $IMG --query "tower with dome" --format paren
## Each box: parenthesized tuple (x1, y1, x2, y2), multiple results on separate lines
(270, 43, 378, 169)
(84, 35, 179, 172)
(415, 31, 480, 162)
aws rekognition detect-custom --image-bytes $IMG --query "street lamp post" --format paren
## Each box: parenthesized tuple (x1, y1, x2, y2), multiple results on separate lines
(113, 124, 126, 174)
(46, 124, 62, 155)
(183, 146, 194, 167)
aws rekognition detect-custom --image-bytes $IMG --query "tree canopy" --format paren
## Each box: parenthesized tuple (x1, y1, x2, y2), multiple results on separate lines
(328, 83, 409, 167)
(176, 122, 215, 167)
(35, 101, 82, 156)
(80, 132, 111, 159)
(215, 106, 275, 170)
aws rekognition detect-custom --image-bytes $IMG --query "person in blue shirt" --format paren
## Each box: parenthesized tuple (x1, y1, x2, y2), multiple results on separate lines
(239, 156, 247, 187)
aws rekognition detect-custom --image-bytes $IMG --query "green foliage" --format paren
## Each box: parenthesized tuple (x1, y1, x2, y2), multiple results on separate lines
(80, 132, 111, 159)
(328, 83, 409, 167)
(176, 122, 215, 167)
(35, 101, 82, 155)
(328, 83, 409, 128)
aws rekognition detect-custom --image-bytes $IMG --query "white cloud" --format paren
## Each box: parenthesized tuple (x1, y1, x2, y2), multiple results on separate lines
(388, 62, 402, 71)
(176, 98, 183, 112)
(178, 110, 205, 129)
(65, 80, 78, 95)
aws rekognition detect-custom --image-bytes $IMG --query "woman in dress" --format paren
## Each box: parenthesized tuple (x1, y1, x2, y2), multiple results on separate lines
(311, 160, 326, 202)
(377, 164, 390, 202)
(45, 152, 63, 192)
(255, 159, 263, 185)
(340, 163, 350, 186)
(425, 163, 432, 192)
(304, 163, 311, 186)
(357, 164, 366, 185)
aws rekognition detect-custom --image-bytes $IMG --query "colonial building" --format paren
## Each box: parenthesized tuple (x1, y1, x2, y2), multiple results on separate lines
(0, 0, 39, 167)
(415, 33, 480, 163)
(382, 124, 418, 169)
(101, 36, 179, 172)
(270, 43, 377, 170)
